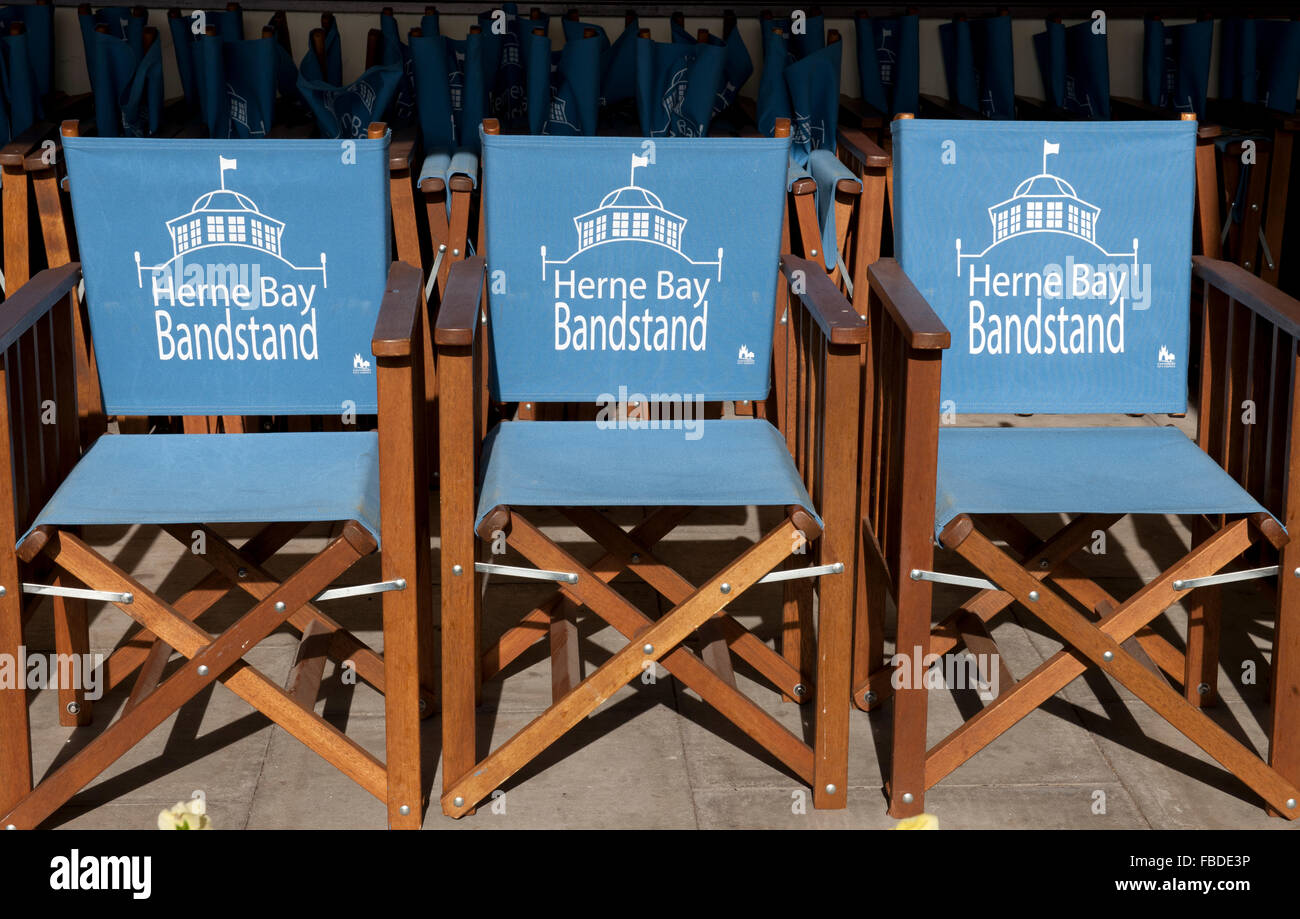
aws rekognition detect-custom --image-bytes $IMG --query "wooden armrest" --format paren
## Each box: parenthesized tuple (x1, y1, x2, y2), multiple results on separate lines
(435, 256, 485, 347)
(837, 125, 889, 169)
(1193, 256, 1300, 339)
(0, 264, 82, 352)
(867, 259, 951, 350)
(389, 125, 416, 172)
(780, 254, 868, 346)
(0, 122, 56, 168)
(371, 261, 424, 357)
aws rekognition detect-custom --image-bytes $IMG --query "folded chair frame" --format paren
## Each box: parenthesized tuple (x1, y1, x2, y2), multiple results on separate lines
(436, 255, 866, 817)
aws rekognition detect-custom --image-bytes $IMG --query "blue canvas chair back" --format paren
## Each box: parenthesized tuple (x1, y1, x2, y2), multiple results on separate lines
(84, 30, 163, 138)
(854, 13, 919, 118)
(669, 21, 753, 118)
(0, 26, 41, 142)
(377, 10, 416, 127)
(61, 135, 391, 416)
(522, 29, 600, 136)
(195, 35, 276, 139)
(1220, 18, 1300, 115)
(1033, 20, 1110, 120)
(482, 132, 789, 402)
(756, 28, 840, 165)
(893, 119, 1195, 415)
(408, 27, 496, 154)
(635, 37, 726, 138)
(939, 15, 1015, 119)
(0, 3, 53, 99)
(1143, 19, 1212, 118)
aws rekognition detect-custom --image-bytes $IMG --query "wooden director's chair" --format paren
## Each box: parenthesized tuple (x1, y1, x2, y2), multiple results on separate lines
(436, 122, 864, 816)
(0, 125, 432, 829)
(855, 117, 1300, 820)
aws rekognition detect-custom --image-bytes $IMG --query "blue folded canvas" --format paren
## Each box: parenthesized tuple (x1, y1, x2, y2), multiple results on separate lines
(1143, 19, 1212, 117)
(669, 20, 753, 116)
(635, 36, 726, 138)
(0, 2, 53, 97)
(84, 29, 163, 138)
(940, 15, 1014, 118)
(1034, 19, 1110, 119)
(196, 35, 277, 139)
(523, 28, 601, 135)
(854, 13, 919, 117)
(0, 27, 42, 141)
(1221, 18, 1300, 114)
(377, 10, 417, 127)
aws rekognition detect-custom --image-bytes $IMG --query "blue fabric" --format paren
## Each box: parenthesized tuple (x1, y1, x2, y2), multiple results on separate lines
(786, 154, 811, 191)
(297, 63, 402, 139)
(854, 14, 919, 117)
(377, 10, 417, 127)
(935, 426, 1268, 538)
(808, 149, 860, 271)
(1143, 19, 1212, 117)
(636, 36, 726, 138)
(482, 132, 788, 402)
(408, 28, 456, 150)
(476, 419, 817, 530)
(196, 36, 277, 139)
(62, 136, 391, 416)
(84, 30, 164, 138)
(1034, 20, 1110, 119)
(29, 432, 382, 545)
(522, 29, 601, 135)
(669, 21, 753, 117)
(893, 119, 1195, 415)
(168, 8, 247, 110)
(941, 15, 1015, 119)
(1220, 18, 1300, 114)
(419, 148, 479, 216)
(757, 27, 840, 164)
(1, 28, 42, 142)
(0, 2, 52, 97)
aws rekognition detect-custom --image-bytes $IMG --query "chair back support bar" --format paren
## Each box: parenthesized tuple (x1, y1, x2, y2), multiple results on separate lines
(61, 134, 392, 417)
(893, 118, 1196, 415)
(0, 265, 84, 542)
(481, 132, 789, 403)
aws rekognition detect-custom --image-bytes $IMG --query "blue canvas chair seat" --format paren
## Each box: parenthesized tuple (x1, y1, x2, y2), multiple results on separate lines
(29, 432, 382, 543)
(0, 128, 432, 830)
(856, 116, 1300, 823)
(475, 420, 818, 530)
(935, 427, 1268, 538)
(436, 122, 865, 820)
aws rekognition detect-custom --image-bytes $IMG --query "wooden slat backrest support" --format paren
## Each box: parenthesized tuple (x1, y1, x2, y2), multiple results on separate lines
(1191, 254, 1300, 802)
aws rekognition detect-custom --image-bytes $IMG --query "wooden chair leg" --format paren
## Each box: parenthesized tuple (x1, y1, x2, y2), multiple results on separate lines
(1270, 541, 1300, 814)
(0, 589, 32, 815)
(1184, 520, 1222, 707)
(549, 597, 582, 701)
(51, 575, 92, 727)
(381, 560, 423, 829)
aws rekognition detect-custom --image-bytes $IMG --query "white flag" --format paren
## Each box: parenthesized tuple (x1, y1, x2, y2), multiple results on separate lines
(631, 153, 650, 169)
(219, 156, 237, 172)
(1043, 140, 1060, 158)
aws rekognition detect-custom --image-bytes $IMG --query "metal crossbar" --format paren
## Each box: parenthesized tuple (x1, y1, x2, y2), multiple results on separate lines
(757, 562, 845, 584)
(475, 562, 579, 584)
(908, 568, 998, 591)
(1172, 565, 1279, 591)
(22, 582, 134, 604)
(314, 578, 407, 602)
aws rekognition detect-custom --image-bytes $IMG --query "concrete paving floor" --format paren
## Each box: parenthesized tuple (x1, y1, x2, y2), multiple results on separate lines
(12, 410, 1300, 830)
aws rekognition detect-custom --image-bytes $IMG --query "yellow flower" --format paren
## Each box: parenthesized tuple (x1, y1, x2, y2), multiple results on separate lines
(894, 813, 939, 830)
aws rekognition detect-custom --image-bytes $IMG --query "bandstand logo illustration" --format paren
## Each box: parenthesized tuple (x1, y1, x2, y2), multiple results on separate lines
(955, 138, 1138, 279)
(134, 156, 328, 287)
(540, 152, 724, 279)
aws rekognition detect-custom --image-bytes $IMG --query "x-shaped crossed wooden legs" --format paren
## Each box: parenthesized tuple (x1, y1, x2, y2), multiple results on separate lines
(442, 511, 829, 817)
(0, 522, 426, 829)
(889, 514, 1300, 818)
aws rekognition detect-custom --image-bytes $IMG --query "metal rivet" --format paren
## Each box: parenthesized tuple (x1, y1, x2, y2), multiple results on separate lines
(909, 569, 922, 580)
(1287, 798, 1297, 810)
(810, 249, 818, 256)
(1102, 651, 1114, 662)
(419, 698, 428, 712)
(453, 796, 465, 808)
(1173, 580, 1185, 590)
(197, 665, 209, 676)
(453, 564, 463, 576)
(452, 249, 461, 256)
(0, 585, 6, 597)
(65, 702, 80, 715)
(720, 582, 732, 594)
(1245, 262, 1253, 269)
(865, 691, 878, 704)
(1039, 559, 1050, 570)
(1197, 683, 1211, 696)
(643, 643, 654, 655)
(237, 568, 248, 579)
(4, 824, 14, 830)
(793, 683, 806, 696)
(275, 601, 285, 612)
(122, 593, 133, 604)
(630, 553, 641, 563)
(1027, 590, 1039, 602)
(399, 805, 410, 816)
(824, 783, 837, 795)
(1293, 567, 1300, 578)
(1251, 203, 1260, 211)
(901, 792, 914, 804)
